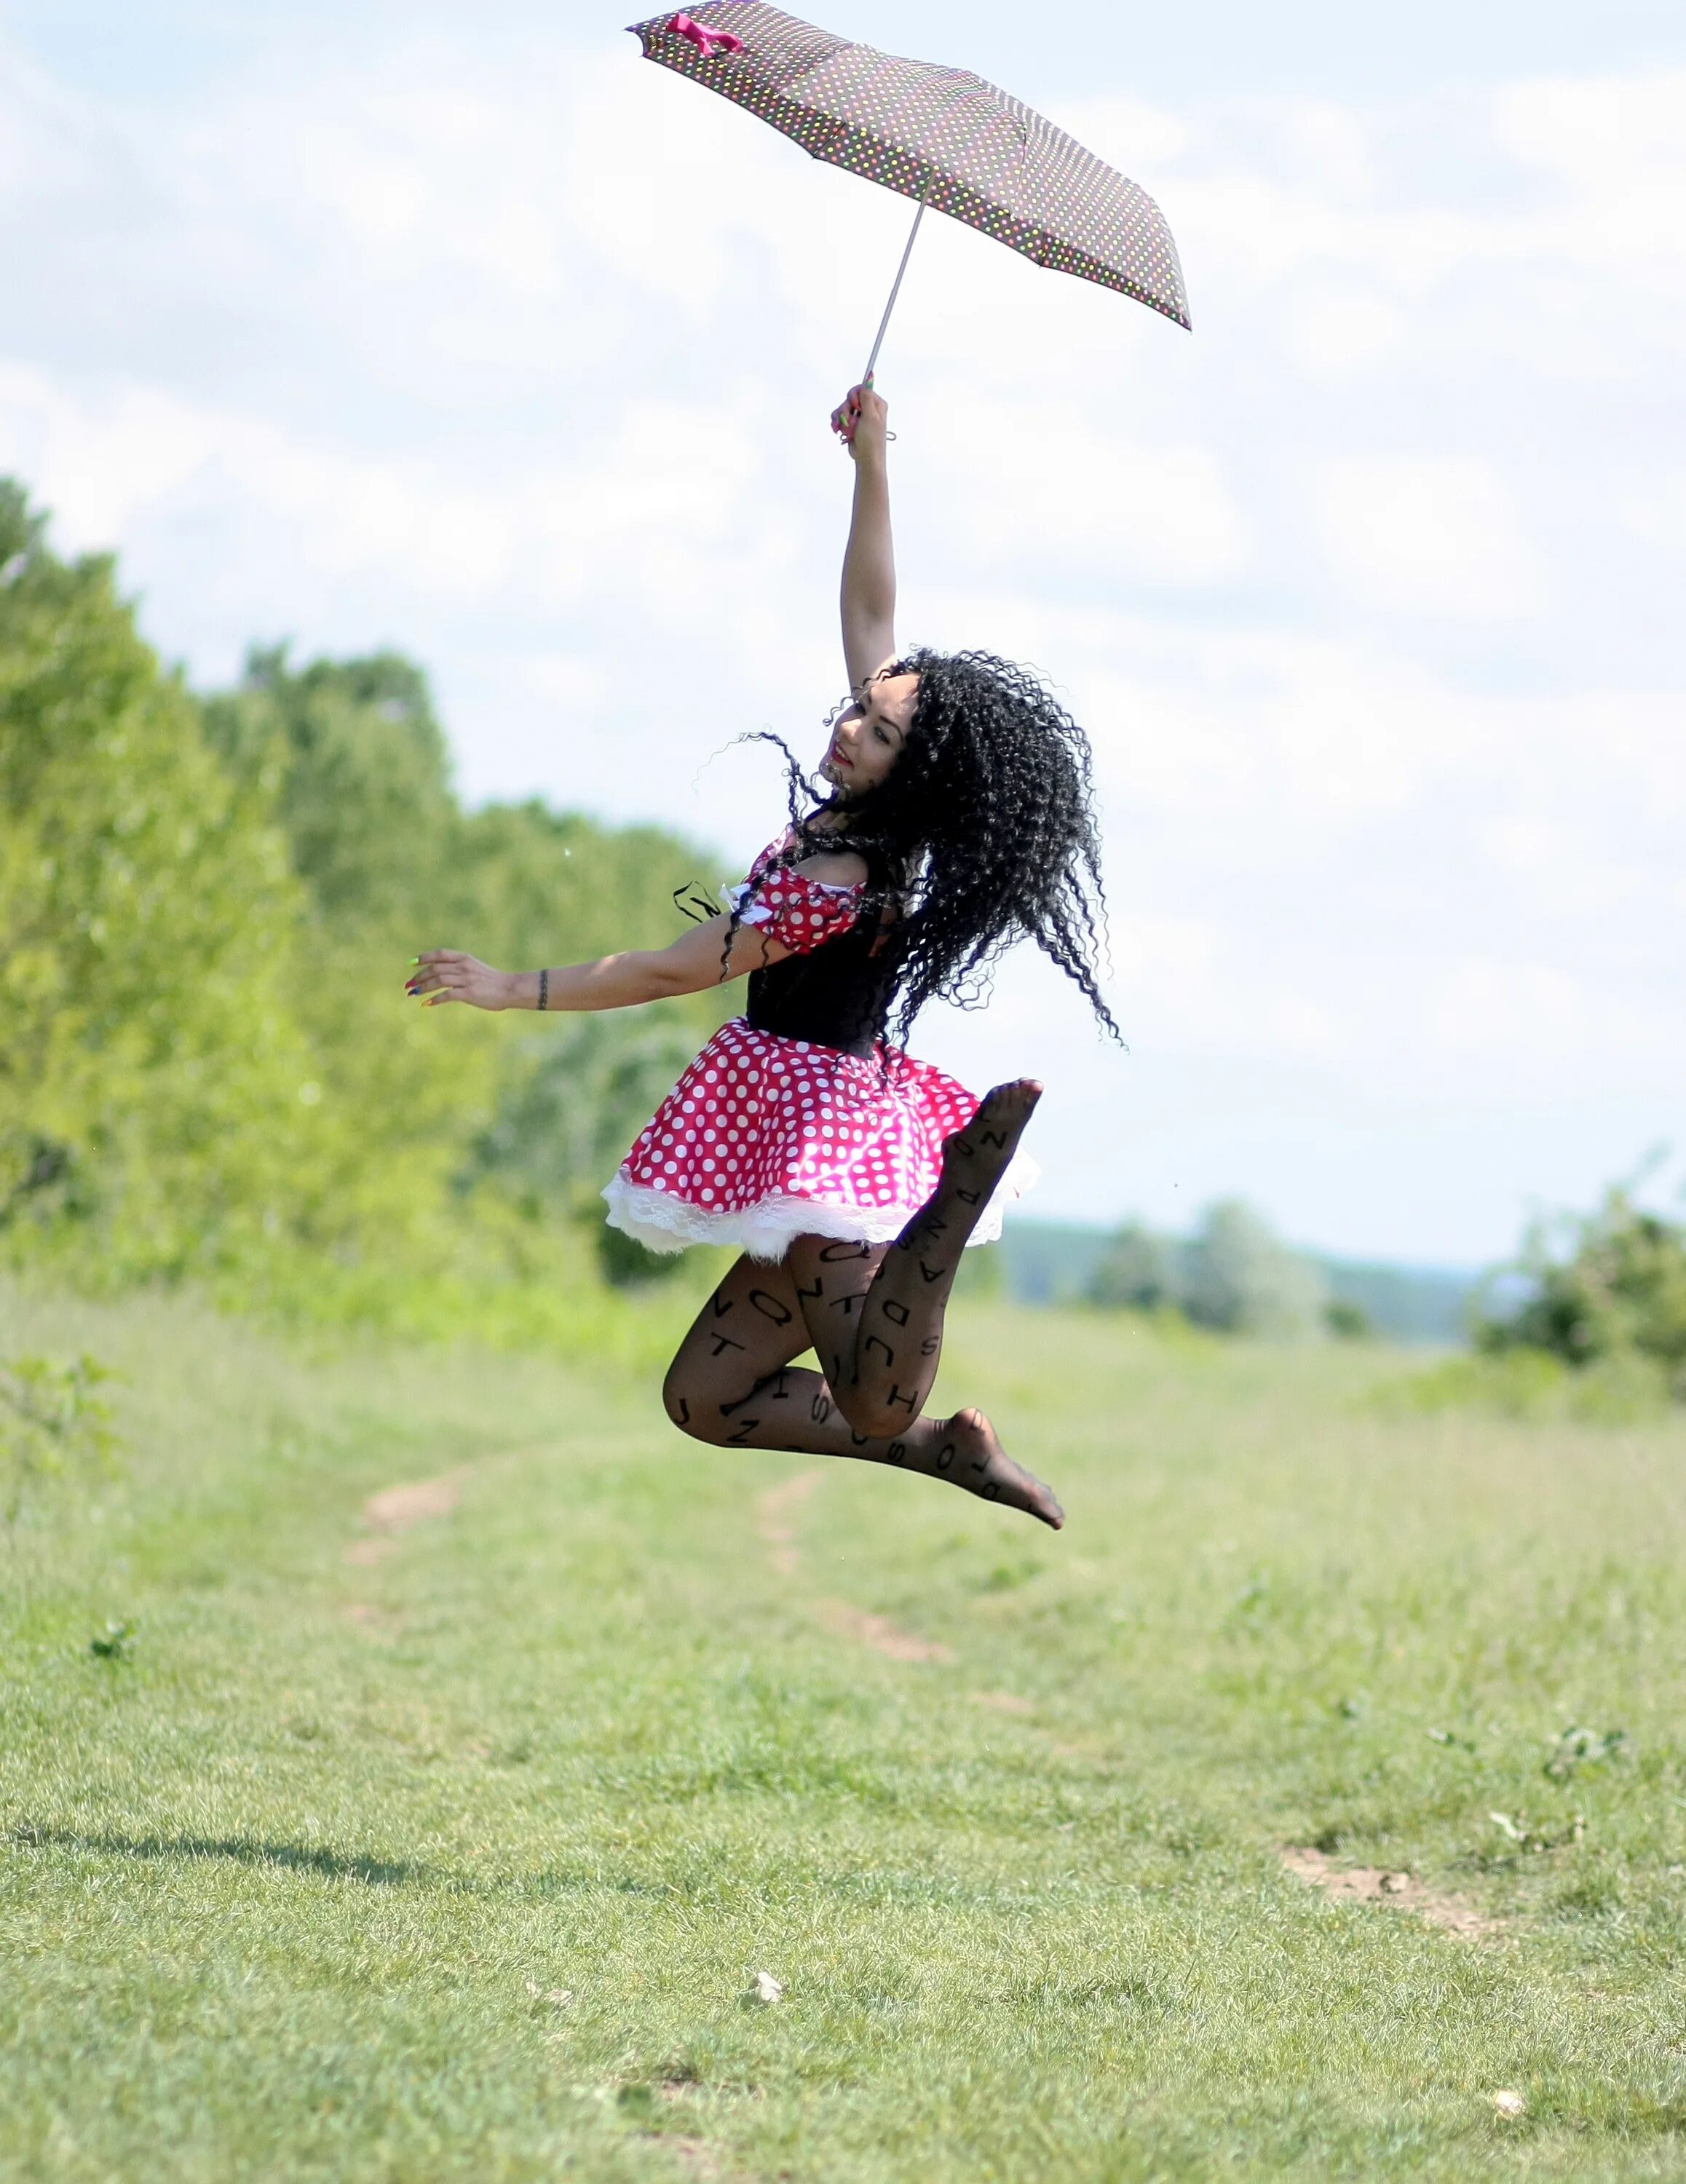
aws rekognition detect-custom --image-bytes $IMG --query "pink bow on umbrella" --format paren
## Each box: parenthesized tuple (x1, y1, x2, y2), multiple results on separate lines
(667, 12, 745, 56)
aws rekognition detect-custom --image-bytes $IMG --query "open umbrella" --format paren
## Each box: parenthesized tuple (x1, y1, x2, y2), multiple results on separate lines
(627, 1, 1190, 390)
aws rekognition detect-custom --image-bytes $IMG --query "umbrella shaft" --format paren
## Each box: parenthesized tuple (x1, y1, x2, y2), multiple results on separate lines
(863, 190, 927, 385)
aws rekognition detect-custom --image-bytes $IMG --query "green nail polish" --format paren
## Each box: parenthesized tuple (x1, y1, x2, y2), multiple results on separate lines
(407, 957, 420, 966)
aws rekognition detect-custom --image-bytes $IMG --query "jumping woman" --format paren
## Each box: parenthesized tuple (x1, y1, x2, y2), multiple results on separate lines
(408, 382, 1119, 1530)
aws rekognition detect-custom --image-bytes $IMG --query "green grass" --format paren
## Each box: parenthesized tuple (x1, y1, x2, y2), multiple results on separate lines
(5, 1282, 1686, 2180)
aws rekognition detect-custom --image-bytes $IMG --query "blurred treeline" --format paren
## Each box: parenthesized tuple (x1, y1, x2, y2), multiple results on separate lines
(1002, 1215, 1476, 1342)
(0, 482, 727, 1345)
(1085, 1200, 1350, 1340)
(1072, 1188, 1686, 1403)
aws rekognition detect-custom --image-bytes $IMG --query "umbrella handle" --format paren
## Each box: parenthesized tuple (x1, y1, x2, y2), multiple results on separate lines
(833, 190, 927, 450)
(862, 189, 928, 387)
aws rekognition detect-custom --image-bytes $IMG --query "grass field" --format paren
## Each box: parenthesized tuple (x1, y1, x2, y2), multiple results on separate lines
(5, 1279, 1686, 2181)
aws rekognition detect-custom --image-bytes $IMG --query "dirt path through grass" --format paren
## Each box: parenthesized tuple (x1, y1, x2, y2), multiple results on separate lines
(756, 1471, 953, 1663)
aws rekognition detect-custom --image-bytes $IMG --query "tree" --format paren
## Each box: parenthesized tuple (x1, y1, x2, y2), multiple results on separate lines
(464, 1012, 700, 1283)
(0, 481, 318, 1281)
(1181, 1200, 1329, 1340)
(203, 645, 459, 933)
(1087, 1222, 1176, 1311)
(200, 646, 728, 1273)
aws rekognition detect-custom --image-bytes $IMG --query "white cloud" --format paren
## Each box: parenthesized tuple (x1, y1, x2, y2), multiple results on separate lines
(928, 404, 1248, 585)
(1283, 287, 1405, 373)
(1317, 457, 1543, 617)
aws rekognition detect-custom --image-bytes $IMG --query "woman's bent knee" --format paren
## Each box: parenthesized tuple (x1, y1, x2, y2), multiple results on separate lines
(662, 1368, 724, 1442)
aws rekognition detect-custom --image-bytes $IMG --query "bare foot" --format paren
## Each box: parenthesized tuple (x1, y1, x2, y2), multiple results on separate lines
(939, 1406, 1064, 1530)
(944, 1080, 1042, 1184)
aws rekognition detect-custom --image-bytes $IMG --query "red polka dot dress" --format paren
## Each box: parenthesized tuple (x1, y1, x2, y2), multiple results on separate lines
(602, 839, 1037, 1262)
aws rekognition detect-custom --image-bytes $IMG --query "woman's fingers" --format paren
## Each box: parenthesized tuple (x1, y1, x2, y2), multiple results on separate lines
(830, 384, 868, 444)
(405, 949, 460, 1001)
(405, 949, 492, 1006)
(831, 383, 888, 454)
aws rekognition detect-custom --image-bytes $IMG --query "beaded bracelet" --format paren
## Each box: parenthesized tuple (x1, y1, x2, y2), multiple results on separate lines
(538, 968, 549, 1013)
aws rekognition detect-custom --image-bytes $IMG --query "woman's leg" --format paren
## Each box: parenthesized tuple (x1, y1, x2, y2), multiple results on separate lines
(788, 1080, 1042, 1441)
(662, 1238, 1061, 1527)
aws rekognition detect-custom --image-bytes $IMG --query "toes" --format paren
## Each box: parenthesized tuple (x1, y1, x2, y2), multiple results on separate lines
(978, 1077, 1042, 1117)
(949, 1409, 1061, 1528)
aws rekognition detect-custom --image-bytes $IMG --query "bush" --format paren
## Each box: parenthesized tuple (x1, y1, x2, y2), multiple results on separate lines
(1476, 1190, 1686, 1400)
(0, 1351, 116, 1518)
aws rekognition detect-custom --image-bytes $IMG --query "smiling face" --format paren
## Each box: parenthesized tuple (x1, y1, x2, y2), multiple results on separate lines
(820, 663, 919, 797)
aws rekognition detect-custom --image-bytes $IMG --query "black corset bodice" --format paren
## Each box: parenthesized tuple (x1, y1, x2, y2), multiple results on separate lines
(746, 913, 895, 1057)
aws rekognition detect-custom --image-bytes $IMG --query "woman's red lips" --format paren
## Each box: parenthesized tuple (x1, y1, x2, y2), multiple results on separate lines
(828, 742, 852, 769)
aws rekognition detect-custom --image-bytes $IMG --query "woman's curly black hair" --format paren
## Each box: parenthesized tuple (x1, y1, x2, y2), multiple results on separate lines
(732, 648, 1121, 1048)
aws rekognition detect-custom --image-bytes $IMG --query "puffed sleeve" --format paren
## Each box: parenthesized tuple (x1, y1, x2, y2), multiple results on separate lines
(727, 868, 863, 956)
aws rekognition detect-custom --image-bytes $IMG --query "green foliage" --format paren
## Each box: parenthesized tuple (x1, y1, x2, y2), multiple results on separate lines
(1, 484, 728, 1325)
(0, 482, 320, 1281)
(1476, 1188, 1686, 1401)
(202, 644, 458, 930)
(1371, 1345, 1671, 1425)
(464, 1013, 702, 1285)
(0, 1350, 116, 1516)
(87, 1618, 136, 1659)
(1544, 1725, 1627, 1781)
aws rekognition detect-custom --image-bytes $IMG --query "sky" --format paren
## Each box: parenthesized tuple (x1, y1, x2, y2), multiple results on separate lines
(1, 0, 1682, 1266)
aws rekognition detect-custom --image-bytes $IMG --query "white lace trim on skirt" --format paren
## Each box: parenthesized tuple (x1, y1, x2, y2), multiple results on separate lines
(601, 1149, 1038, 1263)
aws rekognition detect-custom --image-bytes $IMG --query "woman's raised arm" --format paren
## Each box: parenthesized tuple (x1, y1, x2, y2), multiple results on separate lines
(834, 381, 897, 695)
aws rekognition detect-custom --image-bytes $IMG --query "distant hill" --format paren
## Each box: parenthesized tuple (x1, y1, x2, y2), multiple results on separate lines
(999, 1218, 1476, 1345)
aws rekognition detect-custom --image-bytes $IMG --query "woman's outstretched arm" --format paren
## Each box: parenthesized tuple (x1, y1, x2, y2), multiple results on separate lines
(410, 851, 868, 1013)
(408, 912, 785, 1013)
(836, 383, 896, 695)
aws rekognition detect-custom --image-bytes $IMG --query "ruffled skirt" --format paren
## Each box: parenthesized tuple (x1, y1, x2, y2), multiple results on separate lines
(602, 1016, 1036, 1262)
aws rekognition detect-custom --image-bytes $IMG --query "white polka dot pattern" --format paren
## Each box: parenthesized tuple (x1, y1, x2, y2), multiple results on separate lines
(604, 829, 1039, 1257)
(735, 866, 863, 952)
(627, 1, 1190, 330)
(603, 1015, 1034, 1261)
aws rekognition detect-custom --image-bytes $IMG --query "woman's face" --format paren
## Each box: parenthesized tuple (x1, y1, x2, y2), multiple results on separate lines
(820, 664, 919, 796)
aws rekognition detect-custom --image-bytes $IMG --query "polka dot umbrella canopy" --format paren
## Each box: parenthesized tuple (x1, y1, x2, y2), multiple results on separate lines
(626, 1, 1190, 354)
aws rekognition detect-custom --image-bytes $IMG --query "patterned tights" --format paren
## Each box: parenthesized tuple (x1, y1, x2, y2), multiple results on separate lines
(662, 1083, 1039, 1500)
